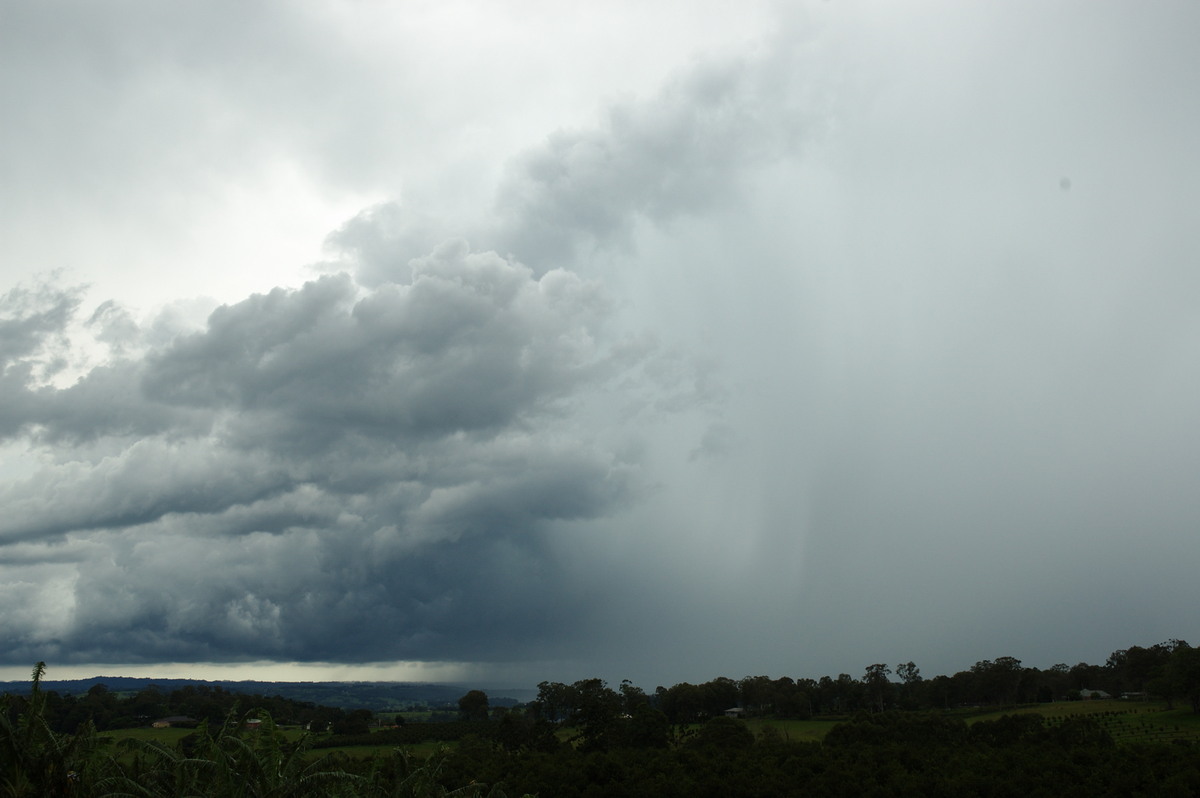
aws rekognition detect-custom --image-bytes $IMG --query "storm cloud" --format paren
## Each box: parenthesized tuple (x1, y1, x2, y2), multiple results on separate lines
(2, 1, 1200, 686)
(0, 241, 692, 665)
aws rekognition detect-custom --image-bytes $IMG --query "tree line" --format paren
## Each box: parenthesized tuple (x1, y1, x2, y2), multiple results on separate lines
(10, 637, 1199, 740)
(516, 638, 1200, 728)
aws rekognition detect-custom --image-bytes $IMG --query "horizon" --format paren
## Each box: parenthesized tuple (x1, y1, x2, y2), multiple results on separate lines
(0, 635, 1175, 692)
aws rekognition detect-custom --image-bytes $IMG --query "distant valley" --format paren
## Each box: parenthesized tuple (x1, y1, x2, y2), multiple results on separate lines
(0, 675, 535, 711)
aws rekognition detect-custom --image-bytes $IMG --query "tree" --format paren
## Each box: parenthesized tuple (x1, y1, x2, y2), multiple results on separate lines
(330, 708, 373, 735)
(895, 661, 923, 709)
(494, 708, 559, 753)
(458, 690, 490, 722)
(619, 680, 649, 714)
(1035, 664, 1071, 703)
(687, 716, 755, 751)
(896, 661, 921, 685)
(773, 677, 812, 719)
(701, 677, 740, 716)
(569, 678, 622, 751)
(826, 673, 864, 712)
(739, 675, 782, 716)
(1166, 643, 1200, 713)
(532, 681, 575, 723)
(863, 664, 892, 713)
(624, 705, 671, 749)
(972, 657, 1025, 704)
(658, 682, 704, 724)
(927, 674, 954, 709)
(1068, 661, 1104, 694)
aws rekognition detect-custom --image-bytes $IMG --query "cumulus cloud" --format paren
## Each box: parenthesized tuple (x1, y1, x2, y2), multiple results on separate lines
(0, 240, 701, 664)
(491, 52, 815, 272)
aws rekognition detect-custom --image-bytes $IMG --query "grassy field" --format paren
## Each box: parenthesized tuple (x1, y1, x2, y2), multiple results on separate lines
(745, 717, 841, 743)
(98, 725, 316, 764)
(964, 699, 1200, 744)
(742, 700, 1200, 745)
(297, 739, 448, 761)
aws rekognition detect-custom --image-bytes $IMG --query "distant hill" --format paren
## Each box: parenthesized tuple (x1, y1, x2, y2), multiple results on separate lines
(0, 676, 536, 712)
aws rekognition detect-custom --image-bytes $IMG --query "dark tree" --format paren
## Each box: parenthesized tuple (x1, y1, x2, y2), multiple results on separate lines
(1166, 642, 1200, 713)
(570, 678, 622, 750)
(531, 681, 575, 723)
(687, 716, 755, 751)
(895, 661, 923, 709)
(972, 657, 1026, 704)
(619, 679, 649, 714)
(457, 690, 490, 722)
(330, 708, 373, 735)
(863, 664, 892, 713)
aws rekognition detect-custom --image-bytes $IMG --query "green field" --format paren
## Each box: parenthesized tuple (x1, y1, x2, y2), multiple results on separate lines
(964, 699, 1200, 744)
(745, 717, 841, 743)
(734, 700, 1200, 746)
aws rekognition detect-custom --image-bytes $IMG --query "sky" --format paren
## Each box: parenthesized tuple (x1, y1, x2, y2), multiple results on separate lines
(2, 0, 1199, 690)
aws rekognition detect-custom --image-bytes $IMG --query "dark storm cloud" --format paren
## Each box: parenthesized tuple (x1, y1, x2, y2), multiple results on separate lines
(0, 27, 776, 664)
(0, 241, 681, 664)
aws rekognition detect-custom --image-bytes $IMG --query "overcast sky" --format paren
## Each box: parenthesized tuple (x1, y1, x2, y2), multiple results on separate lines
(2, 0, 1199, 689)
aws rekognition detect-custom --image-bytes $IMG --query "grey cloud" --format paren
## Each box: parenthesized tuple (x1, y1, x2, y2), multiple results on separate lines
(0, 280, 84, 400)
(0, 442, 293, 544)
(322, 203, 454, 289)
(0, 281, 202, 444)
(143, 247, 615, 449)
(493, 56, 811, 270)
(0, 242, 690, 664)
(325, 44, 820, 283)
(0, 280, 82, 366)
(18, 521, 588, 665)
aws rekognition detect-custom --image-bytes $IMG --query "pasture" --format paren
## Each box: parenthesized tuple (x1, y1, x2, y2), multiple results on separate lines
(966, 698, 1200, 744)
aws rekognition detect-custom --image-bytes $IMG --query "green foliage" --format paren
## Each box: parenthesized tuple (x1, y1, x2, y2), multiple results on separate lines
(686, 716, 755, 751)
(0, 662, 108, 797)
(457, 691, 490, 723)
(102, 709, 365, 797)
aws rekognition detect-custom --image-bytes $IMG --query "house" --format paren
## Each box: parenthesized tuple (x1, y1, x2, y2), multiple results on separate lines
(724, 707, 746, 719)
(1079, 688, 1112, 700)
